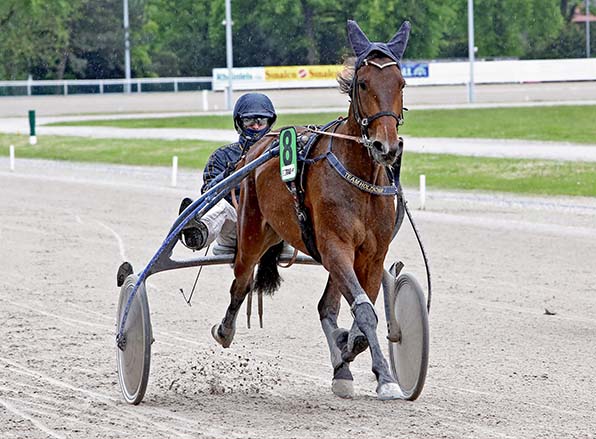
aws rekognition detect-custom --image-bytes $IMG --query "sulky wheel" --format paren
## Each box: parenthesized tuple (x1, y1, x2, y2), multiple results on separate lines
(116, 274, 152, 405)
(387, 272, 429, 401)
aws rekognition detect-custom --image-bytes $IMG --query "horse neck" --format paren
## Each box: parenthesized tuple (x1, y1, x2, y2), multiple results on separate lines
(334, 113, 386, 185)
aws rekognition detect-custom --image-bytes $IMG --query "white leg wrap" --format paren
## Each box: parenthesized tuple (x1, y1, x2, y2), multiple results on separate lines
(351, 293, 378, 322)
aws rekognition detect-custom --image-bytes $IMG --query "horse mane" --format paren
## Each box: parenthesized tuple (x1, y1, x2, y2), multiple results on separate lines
(337, 57, 355, 95)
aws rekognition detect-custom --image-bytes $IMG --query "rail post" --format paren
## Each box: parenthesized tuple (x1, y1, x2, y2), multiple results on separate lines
(9, 145, 15, 171)
(202, 90, 209, 111)
(28, 110, 37, 145)
(419, 174, 426, 210)
(171, 156, 178, 187)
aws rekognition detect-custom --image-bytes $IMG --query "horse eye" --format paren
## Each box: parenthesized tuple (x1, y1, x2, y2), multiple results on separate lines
(358, 81, 367, 91)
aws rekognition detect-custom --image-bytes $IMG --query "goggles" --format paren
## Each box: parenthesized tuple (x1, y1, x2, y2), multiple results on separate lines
(241, 117, 269, 127)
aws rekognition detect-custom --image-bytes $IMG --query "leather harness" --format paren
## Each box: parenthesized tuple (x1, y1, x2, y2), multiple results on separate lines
(279, 118, 403, 264)
(266, 57, 406, 264)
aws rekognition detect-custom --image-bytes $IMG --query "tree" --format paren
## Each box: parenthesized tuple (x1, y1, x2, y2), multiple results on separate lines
(137, 0, 223, 76)
(0, 0, 590, 82)
(63, 0, 152, 79)
(353, 0, 457, 60)
(521, 0, 564, 59)
(539, 0, 592, 59)
(0, 0, 73, 80)
(438, 0, 565, 59)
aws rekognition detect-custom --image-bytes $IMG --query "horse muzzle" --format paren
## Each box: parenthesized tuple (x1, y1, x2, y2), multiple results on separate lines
(369, 136, 404, 166)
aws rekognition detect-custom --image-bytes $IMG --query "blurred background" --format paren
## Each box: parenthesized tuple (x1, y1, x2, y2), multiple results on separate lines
(0, 0, 593, 82)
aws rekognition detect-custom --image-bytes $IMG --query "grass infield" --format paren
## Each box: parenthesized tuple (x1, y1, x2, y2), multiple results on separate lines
(0, 133, 219, 168)
(49, 105, 596, 144)
(2, 132, 596, 197)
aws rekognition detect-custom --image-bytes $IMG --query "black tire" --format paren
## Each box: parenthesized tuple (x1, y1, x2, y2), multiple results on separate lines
(116, 274, 152, 405)
(387, 273, 429, 401)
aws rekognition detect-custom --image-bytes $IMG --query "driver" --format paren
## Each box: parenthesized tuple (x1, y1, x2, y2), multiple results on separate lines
(179, 93, 277, 254)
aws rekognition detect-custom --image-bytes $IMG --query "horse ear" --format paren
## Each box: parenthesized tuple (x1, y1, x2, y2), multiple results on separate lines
(347, 20, 371, 56)
(387, 21, 411, 60)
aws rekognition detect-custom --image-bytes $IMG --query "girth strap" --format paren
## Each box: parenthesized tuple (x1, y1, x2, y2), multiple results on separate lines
(325, 151, 398, 196)
(287, 180, 322, 263)
(283, 119, 344, 264)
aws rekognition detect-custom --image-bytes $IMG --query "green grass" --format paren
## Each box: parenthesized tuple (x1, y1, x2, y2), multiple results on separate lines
(0, 133, 220, 167)
(49, 105, 596, 144)
(403, 105, 596, 144)
(400, 152, 596, 197)
(48, 113, 345, 131)
(3, 132, 596, 197)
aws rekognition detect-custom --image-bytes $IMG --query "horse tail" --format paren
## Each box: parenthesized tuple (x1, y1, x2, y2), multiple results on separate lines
(253, 242, 284, 296)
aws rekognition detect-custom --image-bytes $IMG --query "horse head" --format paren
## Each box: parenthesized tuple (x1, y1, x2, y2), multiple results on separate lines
(346, 20, 411, 166)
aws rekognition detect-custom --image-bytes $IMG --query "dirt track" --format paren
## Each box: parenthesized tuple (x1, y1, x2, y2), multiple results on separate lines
(1, 158, 596, 438)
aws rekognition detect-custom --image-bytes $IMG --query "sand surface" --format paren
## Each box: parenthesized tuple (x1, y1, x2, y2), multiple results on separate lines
(1, 158, 595, 438)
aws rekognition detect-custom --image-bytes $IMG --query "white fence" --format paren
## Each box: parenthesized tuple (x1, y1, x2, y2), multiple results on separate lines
(0, 76, 211, 96)
(406, 58, 596, 86)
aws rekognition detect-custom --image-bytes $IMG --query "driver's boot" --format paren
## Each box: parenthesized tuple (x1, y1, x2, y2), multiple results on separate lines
(178, 198, 209, 250)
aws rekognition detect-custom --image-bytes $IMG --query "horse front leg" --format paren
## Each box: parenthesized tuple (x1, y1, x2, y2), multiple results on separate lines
(334, 320, 368, 364)
(318, 276, 356, 398)
(350, 284, 402, 400)
(324, 250, 403, 400)
(355, 249, 406, 400)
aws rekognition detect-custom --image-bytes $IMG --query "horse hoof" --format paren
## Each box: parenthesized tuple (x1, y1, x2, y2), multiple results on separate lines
(377, 382, 404, 401)
(211, 324, 233, 348)
(332, 379, 354, 399)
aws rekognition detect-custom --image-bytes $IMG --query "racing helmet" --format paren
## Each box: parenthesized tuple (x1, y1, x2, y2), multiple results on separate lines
(233, 93, 277, 133)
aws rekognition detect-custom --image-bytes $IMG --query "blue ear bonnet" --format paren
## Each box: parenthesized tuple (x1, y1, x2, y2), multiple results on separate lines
(347, 20, 411, 70)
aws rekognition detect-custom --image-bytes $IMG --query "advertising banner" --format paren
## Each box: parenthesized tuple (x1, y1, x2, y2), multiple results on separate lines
(213, 59, 596, 90)
(264, 65, 343, 81)
(213, 63, 431, 90)
(402, 63, 429, 78)
(212, 67, 265, 91)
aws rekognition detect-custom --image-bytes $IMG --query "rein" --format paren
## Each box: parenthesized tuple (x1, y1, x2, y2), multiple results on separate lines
(268, 125, 363, 144)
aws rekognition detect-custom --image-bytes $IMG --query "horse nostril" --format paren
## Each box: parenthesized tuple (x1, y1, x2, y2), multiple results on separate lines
(372, 140, 386, 154)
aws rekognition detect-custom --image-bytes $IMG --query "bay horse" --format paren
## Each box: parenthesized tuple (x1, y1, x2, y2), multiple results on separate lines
(211, 20, 411, 400)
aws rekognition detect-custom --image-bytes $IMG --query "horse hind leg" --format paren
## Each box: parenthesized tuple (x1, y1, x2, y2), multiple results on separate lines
(212, 277, 251, 348)
(212, 239, 283, 348)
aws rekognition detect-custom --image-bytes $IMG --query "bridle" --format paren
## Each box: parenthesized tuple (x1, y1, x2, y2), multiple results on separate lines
(266, 58, 407, 148)
(351, 58, 405, 149)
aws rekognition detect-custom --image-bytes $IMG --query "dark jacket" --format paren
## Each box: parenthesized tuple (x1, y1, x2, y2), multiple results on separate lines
(201, 141, 245, 204)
